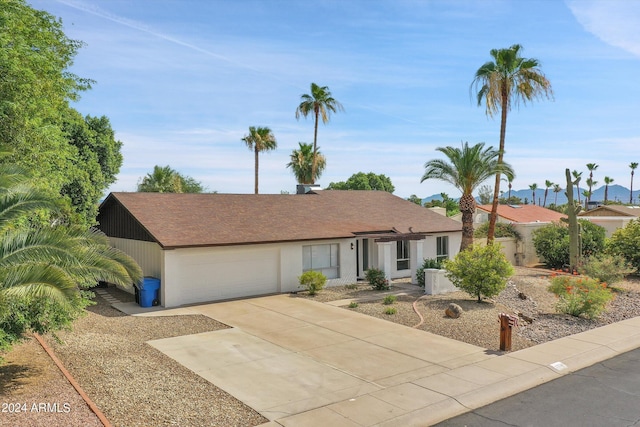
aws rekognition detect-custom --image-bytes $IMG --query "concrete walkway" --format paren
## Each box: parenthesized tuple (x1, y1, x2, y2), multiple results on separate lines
(119, 295, 640, 426)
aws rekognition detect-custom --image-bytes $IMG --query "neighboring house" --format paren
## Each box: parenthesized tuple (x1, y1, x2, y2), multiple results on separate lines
(473, 204, 567, 266)
(579, 205, 640, 237)
(97, 190, 462, 307)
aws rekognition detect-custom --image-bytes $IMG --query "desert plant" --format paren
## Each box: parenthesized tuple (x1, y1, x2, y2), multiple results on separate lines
(548, 276, 613, 319)
(298, 271, 327, 296)
(348, 301, 359, 308)
(383, 295, 397, 305)
(606, 219, 640, 272)
(416, 258, 444, 288)
(365, 268, 389, 290)
(444, 243, 514, 302)
(579, 253, 635, 285)
(384, 307, 397, 315)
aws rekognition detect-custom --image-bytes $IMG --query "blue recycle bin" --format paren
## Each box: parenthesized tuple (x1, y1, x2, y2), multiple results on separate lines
(138, 277, 161, 307)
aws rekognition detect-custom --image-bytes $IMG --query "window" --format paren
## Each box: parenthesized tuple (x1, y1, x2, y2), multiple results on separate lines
(436, 236, 449, 261)
(396, 240, 410, 270)
(303, 244, 339, 279)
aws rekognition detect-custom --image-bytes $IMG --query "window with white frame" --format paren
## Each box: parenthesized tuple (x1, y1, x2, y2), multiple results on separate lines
(396, 240, 410, 270)
(436, 236, 449, 261)
(303, 244, 339, 279)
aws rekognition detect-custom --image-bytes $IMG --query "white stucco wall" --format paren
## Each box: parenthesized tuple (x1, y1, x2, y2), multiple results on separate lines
(109, 237, 162, 286)
(578, 217, 633, 238)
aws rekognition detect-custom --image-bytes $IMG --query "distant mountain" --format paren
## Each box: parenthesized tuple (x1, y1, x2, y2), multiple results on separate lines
(422, 184, 640, 207)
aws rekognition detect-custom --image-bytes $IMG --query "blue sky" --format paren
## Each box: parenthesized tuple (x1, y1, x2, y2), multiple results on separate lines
(29, 0, 640, 199)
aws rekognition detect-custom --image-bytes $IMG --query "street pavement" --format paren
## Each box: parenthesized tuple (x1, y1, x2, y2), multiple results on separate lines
(435, 347, 640, 427)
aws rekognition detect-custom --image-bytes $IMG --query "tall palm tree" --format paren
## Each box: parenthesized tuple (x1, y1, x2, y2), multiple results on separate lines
(630, 162, 638, 204)
(507, 176, 513, 200)
(421, 141, 515, 251)
(585, 178, 597, 209)
(286, 142, 326, 184)
(138, 165, 182, 193)
(553, 183, 562, 206)
(543, 180, 553, 207)
(529, 183, 538, 205)
(603, 176, 614, 204)
(571, 170, 583, 204)
(242, 126, 277, 194)
(471, 44, 552, 243)
(586, 163, 598, 206)
(295, 83, 343, 184)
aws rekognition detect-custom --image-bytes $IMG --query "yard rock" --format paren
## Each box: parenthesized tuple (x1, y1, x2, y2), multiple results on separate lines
(445, 303, 463, 318)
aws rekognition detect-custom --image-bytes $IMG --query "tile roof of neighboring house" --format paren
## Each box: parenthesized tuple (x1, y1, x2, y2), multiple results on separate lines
(99, 191, 462, 249)
(476, 204, 567, 223)
(579, 205, 640, 217)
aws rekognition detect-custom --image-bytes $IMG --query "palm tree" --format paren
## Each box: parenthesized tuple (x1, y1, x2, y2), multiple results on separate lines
(138, 165, 182, 193)
(242, 126, 277, 194)
(604, 176, 614, 204)
(471, 44, 553, 243)
(529, 183, 538, 205)
(507, 176, 513, 199)
(571, 170, 583, 204)
(553, 183, 562, 206)
(295, 83, 343, 184)
(286, 142, 326, 184)
(586, 163, 598, 206)
(585, 178, 597, 209)
(421, 141, 515, 251)
(543, 180, 553, 207)
(630, 162, 638, 204)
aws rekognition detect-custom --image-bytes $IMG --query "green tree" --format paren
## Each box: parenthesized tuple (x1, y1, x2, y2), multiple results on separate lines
(603, 176, 614, 204)
(607, 219, 640, 272)
(424, 193, 460, 216)
(444, 243, 514, 302)
(532, 220, 606, 269)
(286, 142, 326, 184)
(572, 170, 583, 204)
(529, 183, 538, 206)
(421, 142, 515, 251)
(585, 163, 598, 207)
(630, 162, 638, 204)
(327, 172, 395, 193)
(542, 180, 553, 207)
(242, 126, 277, 194)
(137, 165, 204, 193)
(407, 194, 423, 205)
(553, 183, 562, 206)
(0, 165, 141, 351)
(295, 83, 343, 183)
(472, 44, 553, 243)
(477, 184, 493, 205)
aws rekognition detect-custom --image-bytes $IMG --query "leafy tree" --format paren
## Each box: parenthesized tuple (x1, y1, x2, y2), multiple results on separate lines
(477, 184, 493, 205)
(543, 180, 553, 207)
(529, 183, 538, 205)
(603, 176, 614, 204)
(630, 162, 638, 204)
(421, 142, 514, 251)
(327, 172, 395, 193)
(242, 126, 277, 194)
(472, 44, 553, 243)
(444, 243, 514, 302)
(137, 165, 204, 193)
(532, 220, 606, 268)
(424, 193, 460, 216)
(607, 219, 640, 272)
(407, 194, 423, 205)
(474, 222, 521, 240)
(0, 165, 142, 351)
(286, 142, 326, 184)
(295, 83, 343, 183)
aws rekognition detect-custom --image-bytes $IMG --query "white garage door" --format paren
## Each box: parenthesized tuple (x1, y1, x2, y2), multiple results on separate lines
(173, 246, 279, 305)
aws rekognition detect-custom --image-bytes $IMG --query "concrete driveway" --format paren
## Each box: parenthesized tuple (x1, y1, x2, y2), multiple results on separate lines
(138, 295, 640, 426)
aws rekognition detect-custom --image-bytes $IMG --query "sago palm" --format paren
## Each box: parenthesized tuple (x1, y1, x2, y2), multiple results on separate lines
(472, 44, 552, 243)
(295, 83, 343, 183)
(242, 126, 277, 194)
(421, 142, 515, 251)
(286, 142, 326, 184)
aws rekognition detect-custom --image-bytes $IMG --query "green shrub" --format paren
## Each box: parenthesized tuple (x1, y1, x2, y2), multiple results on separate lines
(579, 253, 635, 285)
(532, 220, 606, 268)
(416, 258, 443, 288)
(444, 243, 514, 302)
(298, 271, 327, 295)
(383, 295, 397, 305)
(384, 307, 397, 315)
(474, 222, 522, 240)
(365, 268, 389, 290)
(348, 301, 359, 308)
(547, 276, 613, 319)
(607, 219, 640, 272)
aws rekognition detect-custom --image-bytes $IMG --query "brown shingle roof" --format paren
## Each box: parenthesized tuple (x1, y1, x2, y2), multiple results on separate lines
(102, 191, 462, 248)
(476, 204, 566, 223)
